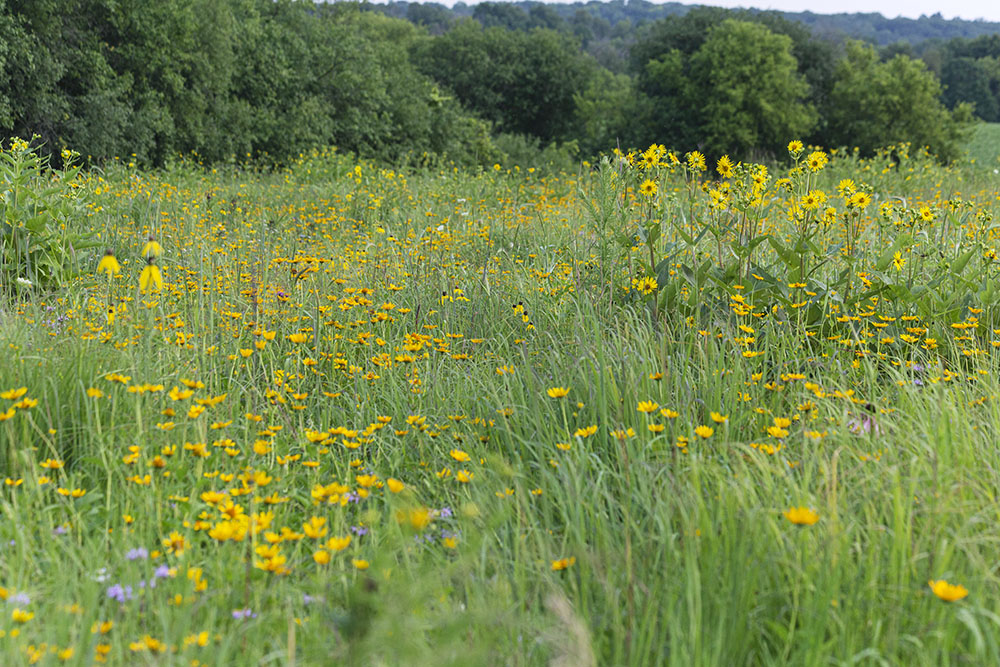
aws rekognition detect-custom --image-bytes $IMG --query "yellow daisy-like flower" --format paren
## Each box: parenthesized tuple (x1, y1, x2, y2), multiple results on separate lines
(849, 191, 872, 209)
(716, 155, 734, 178)
(546, 387, 570, 399)
(637, 400, 659, 414)
(694, 425, 714, 438)
(892, 251, 905, 271)
(632, 276, 658, 295)
(327, 536, 351, 552)
(551, 556, 576, 571)
(12, 608, 34, 623)
(639, 179, 657, 197)
(767, 426, 789, 439)
(928, 579, 968, 602)
(836, 179, 855, 196)
(686, 151, 706, 172)
(806, 150, 828, 172)
(783, 507, 819, 525)
(801, 190, 827, 210)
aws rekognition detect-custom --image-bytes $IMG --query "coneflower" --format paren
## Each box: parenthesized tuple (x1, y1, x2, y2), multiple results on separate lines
(141, 235, 163, 259)
(97, 249, 121, 278)
(139, 256, 163, 294)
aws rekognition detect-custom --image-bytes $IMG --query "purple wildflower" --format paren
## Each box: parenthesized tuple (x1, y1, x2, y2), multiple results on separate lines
(106, 584, 133, 603)
(126, 547, 149, 561)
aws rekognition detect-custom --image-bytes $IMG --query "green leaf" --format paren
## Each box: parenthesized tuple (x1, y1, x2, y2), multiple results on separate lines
(951, 248, 975, 275)
(24, 214, 48, 233)
(767, 235, 799, 269)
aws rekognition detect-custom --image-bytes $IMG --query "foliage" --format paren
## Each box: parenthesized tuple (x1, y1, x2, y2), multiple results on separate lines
(826, 41, 973, 161)
(411, 20, 594, 143)
(0, 0, 997, 169)
(635, 19, 815, 159)
(376, 0, 1000, 46)
(0, 0, 496, 168)
(919, 36, 1000, 123)
(941, 57, 1000, 121)
(572, 68, 635, 157)
(0, 139, 98, 295)
(492, 132, 578, 173)
(689, 20, 815, 158)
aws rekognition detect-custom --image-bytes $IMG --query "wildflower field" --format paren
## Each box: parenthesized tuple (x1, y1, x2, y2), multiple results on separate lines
(3, 137, 1000, 665)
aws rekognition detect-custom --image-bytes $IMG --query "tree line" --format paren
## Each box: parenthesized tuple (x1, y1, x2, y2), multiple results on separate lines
(0, 0, 992, 169)
(405, 4, 973, 161)
(0, 0, 495, 167)
(885, 35, 1000, 123)
(384, 1, 1000, 49)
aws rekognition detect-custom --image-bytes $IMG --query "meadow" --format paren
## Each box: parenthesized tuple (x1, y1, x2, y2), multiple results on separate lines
(2, 136, 1000, 665)
(965, 122, 1000, 169)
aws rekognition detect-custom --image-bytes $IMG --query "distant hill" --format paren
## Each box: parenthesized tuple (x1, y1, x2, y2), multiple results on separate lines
(775, 9, 1000, 45)
(373, 0, 1000, 45)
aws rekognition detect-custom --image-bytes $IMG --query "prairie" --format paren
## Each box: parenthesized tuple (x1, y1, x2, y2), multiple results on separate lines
(1, 140, 1000, 665)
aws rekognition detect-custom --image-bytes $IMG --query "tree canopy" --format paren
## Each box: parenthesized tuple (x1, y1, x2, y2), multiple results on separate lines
(827, 41, 971, 161)
(0, 0, 990, 168)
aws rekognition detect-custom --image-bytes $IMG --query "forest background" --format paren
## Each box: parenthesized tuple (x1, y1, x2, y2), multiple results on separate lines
(2, 0, 1000, 169)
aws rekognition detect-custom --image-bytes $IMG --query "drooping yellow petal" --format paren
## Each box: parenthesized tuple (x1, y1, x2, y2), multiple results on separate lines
(141, 238, 163, 259)
(97, 252, 121, 278)
(139, 264, 163, 294)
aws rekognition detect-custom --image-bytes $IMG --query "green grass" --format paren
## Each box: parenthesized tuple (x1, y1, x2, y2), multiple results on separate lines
(1, 143, 1000, 665)
(964, 122, 1000, 168)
